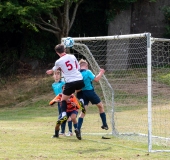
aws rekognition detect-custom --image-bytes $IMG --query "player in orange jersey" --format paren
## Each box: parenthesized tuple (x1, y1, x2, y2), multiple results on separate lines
(49, 86, 82, 139)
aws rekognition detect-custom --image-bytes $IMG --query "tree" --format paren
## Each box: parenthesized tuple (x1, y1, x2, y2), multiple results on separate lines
(0, 0, 83, 43)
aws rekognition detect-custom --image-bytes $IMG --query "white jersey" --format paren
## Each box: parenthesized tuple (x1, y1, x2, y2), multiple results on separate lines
(52, 54, 83, 82)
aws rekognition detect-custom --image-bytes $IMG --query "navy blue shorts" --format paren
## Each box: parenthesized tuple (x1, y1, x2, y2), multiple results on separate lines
(78, 90, 101, 106)
(63, 80, 85, 96)
(67, 110, 78, 117)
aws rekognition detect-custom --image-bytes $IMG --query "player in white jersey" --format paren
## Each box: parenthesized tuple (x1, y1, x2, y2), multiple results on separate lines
(46, 44, 85, 127)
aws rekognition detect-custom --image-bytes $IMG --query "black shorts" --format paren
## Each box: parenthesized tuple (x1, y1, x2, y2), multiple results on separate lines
(63, 80, 85, 96)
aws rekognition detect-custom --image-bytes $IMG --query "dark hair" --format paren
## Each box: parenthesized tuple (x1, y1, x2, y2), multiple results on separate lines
(54, 44, 65, 53)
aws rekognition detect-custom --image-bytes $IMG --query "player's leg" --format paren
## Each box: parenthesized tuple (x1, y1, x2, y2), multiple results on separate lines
(76, 90, 86, 114)
(77, 106, 87, 131)
(60, 121, 66, 135)
(96, 102, 109, 130)
(70, 110, 82, 140)
(57, 82, 77, 123)
(70, 111, 78, 129)
(87, 90, 109, 130)
(56, 92, 70, 124)
(77, 91, 88, 132)
(57, 103, 66, 135)
(52, 113, 62, 138)
(66, 117, 73, 136)
(75, 80, 85, 100)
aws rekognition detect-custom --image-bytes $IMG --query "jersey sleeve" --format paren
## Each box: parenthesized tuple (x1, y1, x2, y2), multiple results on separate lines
(52, 60, 60, 71)
(49, 94, 62, 105)
(87, 70, 95, 81)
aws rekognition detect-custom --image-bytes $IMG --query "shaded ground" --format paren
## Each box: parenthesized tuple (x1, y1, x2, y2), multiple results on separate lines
(0, 73, 54, 108)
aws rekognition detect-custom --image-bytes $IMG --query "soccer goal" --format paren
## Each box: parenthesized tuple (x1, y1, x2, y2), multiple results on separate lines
(62, 33, 170, 152)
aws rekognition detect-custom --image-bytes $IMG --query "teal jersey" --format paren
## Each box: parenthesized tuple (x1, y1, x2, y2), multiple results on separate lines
(52, 80, 65, 96)
(80, 69, 95, 90)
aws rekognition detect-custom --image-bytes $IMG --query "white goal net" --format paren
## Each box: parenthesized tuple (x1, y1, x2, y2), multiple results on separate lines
(62, 33, 170, 152)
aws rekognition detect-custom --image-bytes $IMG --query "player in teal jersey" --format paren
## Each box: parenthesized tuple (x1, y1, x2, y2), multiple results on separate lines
(76, 59, 108, 140)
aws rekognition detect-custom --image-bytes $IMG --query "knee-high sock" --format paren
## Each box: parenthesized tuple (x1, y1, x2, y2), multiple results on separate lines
(77, 117, 83, 131)
(100, 112, 107, 126)
(68, 120, 72, 132)
(61, 121, 66, 133)
(73, 123, 77, 129)
(61, 100, 67, 116)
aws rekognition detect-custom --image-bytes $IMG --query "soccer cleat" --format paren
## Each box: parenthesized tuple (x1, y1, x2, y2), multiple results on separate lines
(66, 131, 73, 136)
(51, 134, 59, 138)
(57, 115, 68, 125)
(52, 130, 59, 138)
(101, 124, 109, 130)
(75, 128, 81, 140)
(59, 132, 65, 136)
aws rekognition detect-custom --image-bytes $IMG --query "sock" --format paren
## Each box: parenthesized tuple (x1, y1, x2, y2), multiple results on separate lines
(61, 121, 66, 133)
(74, 123, 78, 129)
(68, 120, 72, 132)
(61, 100, 67, 116)
(62, 112, 66, 117)
(100, 112, 107, 126)
(55, 130, 59, 135)
(77, 117, 83, 131)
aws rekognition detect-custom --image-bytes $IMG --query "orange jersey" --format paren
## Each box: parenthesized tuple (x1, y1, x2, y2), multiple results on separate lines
(49, 94, 81, 112)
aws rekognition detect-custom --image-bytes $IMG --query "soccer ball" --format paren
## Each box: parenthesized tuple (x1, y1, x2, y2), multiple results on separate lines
(64, 37, 74, 48)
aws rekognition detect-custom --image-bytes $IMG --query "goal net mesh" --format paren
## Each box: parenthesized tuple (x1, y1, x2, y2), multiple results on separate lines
(62, 34, 170, 151)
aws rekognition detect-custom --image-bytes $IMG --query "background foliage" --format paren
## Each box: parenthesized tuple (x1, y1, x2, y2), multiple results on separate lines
(0, 0, 169, 76)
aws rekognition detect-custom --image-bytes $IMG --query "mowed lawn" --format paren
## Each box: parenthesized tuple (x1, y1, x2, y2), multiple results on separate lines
(1, 100, 170, 160)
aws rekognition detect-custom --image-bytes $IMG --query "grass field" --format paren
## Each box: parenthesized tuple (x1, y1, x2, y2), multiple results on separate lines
(1, 74, 170, 159)
(1, 102, 170, 160)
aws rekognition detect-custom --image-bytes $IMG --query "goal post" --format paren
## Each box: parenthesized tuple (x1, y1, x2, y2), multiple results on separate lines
(62, 33, 170, 152)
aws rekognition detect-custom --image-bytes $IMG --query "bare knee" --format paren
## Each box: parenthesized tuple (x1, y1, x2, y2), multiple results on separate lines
(70, 114, 77, 124)
(97, 102, 104, 113)
(79, 112, 86, 118)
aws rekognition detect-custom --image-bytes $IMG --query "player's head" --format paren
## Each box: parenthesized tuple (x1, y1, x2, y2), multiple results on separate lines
(54, 44, 65, 54)
(53, 69, 61, 81)
(79, 59, 88, 68)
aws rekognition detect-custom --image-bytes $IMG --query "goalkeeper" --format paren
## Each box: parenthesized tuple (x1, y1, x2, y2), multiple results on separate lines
(50, 85, 81, 138)
(76, 59, 109, 140)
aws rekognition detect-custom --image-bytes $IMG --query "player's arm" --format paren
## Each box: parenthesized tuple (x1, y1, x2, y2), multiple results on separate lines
(49, 94, 62, 105)
(46, 69, 53, 75)
(46, 61, 60, 75)
(94, 69, 105, 82)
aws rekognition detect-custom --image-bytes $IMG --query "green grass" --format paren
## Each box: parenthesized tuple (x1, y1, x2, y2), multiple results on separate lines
(1, 71, 170, 159)
(1, 103, 170, 160)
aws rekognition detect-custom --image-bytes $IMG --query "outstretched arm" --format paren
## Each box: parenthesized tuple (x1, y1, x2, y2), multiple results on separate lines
(94, 69, 105, 82)
(49, 94, 62, 105)
(46, 69, 53, 75)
